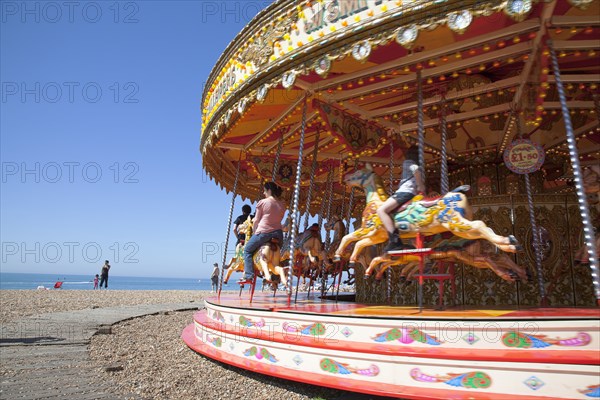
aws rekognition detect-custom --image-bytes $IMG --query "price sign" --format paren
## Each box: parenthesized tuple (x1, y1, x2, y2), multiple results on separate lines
(503, 139, 545, 174)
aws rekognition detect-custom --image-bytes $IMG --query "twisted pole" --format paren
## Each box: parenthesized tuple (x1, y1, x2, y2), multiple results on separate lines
(548, 40, 599, 304)
(218, 152, 243, 298)
(524, 172, 546, 303)
(417, 70, 425, 169)
(416, 69, 426, 309)
(287, 95, 309, 302)
(337, 160, 357, 300)
(322, 167, 335, 299)
(517, 117, 546, 303)
(317, 168, 330, 230)
(324, 167, 335, 251)
(271, 133, 284, 182)
(345, 160, 358, 232)
(303, 128, 321, 231)
(389, 137, 395, 193)
(440, 96, 449, 194)
(297, 128, 320, 302)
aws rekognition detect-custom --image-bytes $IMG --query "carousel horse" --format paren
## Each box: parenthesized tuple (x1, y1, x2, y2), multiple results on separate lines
(293, 224, 329, 285)
(325, 219, 384, 286)
(223, 242, 245, 284)
(325, 216, 346, 260)
(333, 163, 522, 265)
(341, 244, 378, 284)
(366, 236, 529, 282)
(233, 216, 289, 287)
(322, 216, 350, 281)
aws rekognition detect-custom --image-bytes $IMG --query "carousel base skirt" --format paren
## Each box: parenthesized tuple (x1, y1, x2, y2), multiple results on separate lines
(181, 292, 600, 399)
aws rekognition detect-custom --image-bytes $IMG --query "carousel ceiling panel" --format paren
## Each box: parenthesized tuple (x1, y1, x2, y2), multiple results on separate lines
(570, 28, 600, 41)
(237, 104, 291, 122)
(366, 41, 409, 64)
(251, 89, 304, 111)
(353, 90, 415, 112)
(413, 27, 458, 51)
(330, 56, 378, 74)
(300, 70, 341, 84)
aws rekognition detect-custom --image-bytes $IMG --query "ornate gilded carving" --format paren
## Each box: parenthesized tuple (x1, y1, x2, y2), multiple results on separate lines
(477, 177, 492, 196)
(246, 156, 314, 188)
(514, 204, 575, 306)
(238, 18, 295, 66)
(315, 101, 384, 152)
(505, 174, 519, 195)
(569, 204, 598, 307)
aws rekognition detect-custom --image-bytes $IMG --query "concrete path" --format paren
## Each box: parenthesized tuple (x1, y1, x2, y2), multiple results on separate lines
(0, 302, 202, 399)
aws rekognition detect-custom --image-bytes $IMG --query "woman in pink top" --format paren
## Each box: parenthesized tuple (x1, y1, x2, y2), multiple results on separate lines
(239, 182, 286, 283)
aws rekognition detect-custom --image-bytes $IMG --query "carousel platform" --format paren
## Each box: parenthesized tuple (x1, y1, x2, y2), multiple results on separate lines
(182, 292, 600, 399)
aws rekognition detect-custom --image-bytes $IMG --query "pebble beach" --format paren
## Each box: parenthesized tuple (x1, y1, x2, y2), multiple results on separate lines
(0, 290, 387, 400)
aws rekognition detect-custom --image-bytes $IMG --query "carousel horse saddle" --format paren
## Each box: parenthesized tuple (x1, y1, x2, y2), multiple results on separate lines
(396, 196, 439, 213)
(297, 230, 321, 247)
(267, 238, 280, 251)
(395, 185, 470, 213)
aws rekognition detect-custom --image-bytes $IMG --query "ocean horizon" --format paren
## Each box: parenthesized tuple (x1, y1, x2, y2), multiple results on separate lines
(0, 272, 217, 291)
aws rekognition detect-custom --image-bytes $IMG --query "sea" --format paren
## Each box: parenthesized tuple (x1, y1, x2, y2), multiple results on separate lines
(0, 272, 215, 291)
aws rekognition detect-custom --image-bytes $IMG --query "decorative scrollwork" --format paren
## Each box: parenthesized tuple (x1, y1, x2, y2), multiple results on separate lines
(238, 18, 295, 66)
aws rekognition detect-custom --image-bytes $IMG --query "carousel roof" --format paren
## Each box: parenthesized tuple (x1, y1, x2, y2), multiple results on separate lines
(199, 0, 600, 210)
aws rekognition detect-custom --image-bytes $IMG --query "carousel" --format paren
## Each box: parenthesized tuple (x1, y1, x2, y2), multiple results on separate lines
(183, 0, 600, 398)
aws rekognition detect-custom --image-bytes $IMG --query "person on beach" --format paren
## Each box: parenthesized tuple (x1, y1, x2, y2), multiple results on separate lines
(93, 274, 99, 290)
(99, 260, 110, 289)
(238, 182, 286, 284)
(211, 263, 219, 293)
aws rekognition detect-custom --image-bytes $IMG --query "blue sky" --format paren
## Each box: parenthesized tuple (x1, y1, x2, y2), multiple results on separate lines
(1, 1, 274, 278)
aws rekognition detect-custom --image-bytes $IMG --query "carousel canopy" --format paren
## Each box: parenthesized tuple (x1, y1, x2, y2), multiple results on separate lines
(200, 0, 600, 211)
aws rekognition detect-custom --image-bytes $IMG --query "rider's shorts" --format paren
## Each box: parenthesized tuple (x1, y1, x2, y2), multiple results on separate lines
(391, 191, 414, 205)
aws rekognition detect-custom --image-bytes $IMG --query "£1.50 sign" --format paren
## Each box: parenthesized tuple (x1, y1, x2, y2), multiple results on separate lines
(503, 139, 545, 175)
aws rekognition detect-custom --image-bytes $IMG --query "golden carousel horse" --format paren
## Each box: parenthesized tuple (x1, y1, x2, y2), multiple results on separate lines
(333, 164, 522, 267)
(224, 216, 288, 287)
(223, 241, 245, 285)
(366, 235, 529, 282)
